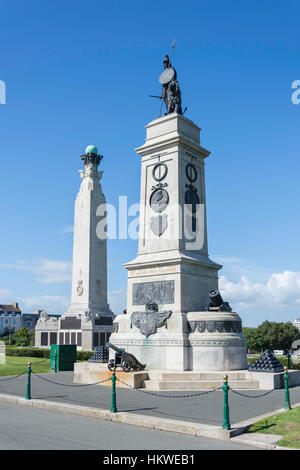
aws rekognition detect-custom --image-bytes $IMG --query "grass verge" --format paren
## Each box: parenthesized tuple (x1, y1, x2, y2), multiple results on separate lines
(0, 356, 51, 376)
(247, 406, 300, 449)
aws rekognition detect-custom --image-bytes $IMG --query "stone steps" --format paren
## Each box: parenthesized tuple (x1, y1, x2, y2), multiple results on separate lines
(143, 379, 259, 391)
(147, 371, 248, 381)
(142, 370, 259, 390)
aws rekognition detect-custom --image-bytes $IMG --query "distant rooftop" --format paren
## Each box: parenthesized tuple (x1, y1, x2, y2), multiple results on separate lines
(0, 303, 22, 313)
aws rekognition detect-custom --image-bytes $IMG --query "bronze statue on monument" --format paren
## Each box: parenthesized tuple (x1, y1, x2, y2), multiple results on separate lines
(150, 39, 185, 116)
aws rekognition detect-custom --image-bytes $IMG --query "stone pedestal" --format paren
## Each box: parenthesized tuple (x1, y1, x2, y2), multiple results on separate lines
(109, 311, 189, 370)
(124, 113, 222, 317)
(187, 311, 247, 371)
(109, 310, 247, 371)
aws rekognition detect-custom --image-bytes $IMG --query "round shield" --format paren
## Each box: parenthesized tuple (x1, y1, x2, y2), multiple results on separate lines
(150, 189, 169, 213)
(159, 67, 175, 85)
(206, 321, 216, 333)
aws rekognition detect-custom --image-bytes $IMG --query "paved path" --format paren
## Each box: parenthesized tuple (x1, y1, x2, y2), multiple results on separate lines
(0, 401, 257, 450)
(0, 371, 299, 426)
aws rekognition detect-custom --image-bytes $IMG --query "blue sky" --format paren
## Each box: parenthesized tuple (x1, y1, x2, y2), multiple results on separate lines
(0, 0, 300, 327)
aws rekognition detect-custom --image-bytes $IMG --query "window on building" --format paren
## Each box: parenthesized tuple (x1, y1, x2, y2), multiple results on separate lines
(41, 332, 48, 346)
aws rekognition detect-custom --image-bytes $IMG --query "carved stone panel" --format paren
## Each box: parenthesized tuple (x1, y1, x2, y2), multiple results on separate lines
(188, 320, 242, 334)
(132, 280, 174, 306)
(60, 317, 81, 330)
(197, 321, 206, 333)
(94, 317, 113, 326)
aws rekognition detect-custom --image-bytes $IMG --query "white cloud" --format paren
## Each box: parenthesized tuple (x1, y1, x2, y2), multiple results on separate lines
(17, 295, 69, 314)
(0, 259, 72, 284)
(214, 255, 273, 282)
(220, 270, 300, 311)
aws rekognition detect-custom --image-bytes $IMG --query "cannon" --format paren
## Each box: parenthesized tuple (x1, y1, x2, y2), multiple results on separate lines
(206, 290, 232, 312)
(106, 342, 146, 372)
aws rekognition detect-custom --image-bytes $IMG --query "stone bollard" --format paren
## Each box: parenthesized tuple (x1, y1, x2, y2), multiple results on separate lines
(222, 374, 231, 430)
(110, 371, 117, 413)
(283, 366, 291, 410)
(25, 361, 31, 400)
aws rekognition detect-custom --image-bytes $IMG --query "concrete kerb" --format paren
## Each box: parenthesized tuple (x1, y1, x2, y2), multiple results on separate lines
(0, 392, 298, 447)
(0, 392, 231, 441)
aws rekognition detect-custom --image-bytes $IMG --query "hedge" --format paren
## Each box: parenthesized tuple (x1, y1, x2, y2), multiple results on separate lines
(5, 347, 94, 361)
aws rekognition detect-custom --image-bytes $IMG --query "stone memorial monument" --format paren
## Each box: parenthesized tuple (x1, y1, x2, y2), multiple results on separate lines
(108, 50, 247, 372)
(74, 47, 300, 390)
(35, 145, 114, 350)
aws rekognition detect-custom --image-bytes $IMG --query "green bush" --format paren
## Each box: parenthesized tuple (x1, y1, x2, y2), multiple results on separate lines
(6, 347, 51, 358)
(77, 350, 94, 361)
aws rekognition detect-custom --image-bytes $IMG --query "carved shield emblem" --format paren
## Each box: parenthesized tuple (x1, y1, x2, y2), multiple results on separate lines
(197, 321, 206, 333)
(140, 312, 156, 337)
(150, 214, 168, 237)
(131, 310, 172, 337)
(206, 321, 216, 333)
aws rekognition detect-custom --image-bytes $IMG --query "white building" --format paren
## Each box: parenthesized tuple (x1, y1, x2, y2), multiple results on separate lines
(292, 318, 300, 332)
(0, 303, 22, 335)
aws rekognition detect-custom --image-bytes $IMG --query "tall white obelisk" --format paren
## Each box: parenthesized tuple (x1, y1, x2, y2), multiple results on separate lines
(67, 145, 111, 317)
(35, 145, 114, 350)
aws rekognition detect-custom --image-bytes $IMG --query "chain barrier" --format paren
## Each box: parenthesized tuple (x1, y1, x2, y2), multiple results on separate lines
(230, 388, 275, 399)
(116, 377, 222, 398)
(0, 370, 27, 381)
(31, 370, 111, 388)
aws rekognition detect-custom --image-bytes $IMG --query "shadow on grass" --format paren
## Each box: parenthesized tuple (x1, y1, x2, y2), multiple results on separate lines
(247, 422, 276, 433)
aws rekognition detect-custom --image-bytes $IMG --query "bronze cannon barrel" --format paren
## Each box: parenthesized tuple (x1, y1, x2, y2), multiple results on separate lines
(208, 289, 224, 308)
(106, 342, 125, 354)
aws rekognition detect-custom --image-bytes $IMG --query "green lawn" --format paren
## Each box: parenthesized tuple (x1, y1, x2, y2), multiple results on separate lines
(0, 356, 51, 376)
(247, 407, 300, 449)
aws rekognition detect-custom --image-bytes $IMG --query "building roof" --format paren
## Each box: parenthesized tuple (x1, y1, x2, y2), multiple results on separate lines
(0, 304, 22, 313)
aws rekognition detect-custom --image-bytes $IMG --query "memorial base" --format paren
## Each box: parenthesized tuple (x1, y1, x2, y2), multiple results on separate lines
(73, 363, 300, 390)
(108, 310, 247, 371)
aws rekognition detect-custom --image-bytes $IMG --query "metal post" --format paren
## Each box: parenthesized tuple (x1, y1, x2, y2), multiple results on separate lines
(222, 374, 231, 430)
(110, 370, 117, 413)
(54, 349, 57, 373)
(283, 366, 291, 410)
(25, 361, 31, 400)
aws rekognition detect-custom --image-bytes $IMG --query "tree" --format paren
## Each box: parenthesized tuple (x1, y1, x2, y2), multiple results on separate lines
(17, 327, 29, 339)
(242, 327, 262, 353)
(243, 321, 300, 353)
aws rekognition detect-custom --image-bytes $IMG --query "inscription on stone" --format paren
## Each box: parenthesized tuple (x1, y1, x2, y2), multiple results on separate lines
(95, 317, 113, 326)
(130, 265, 177, 277)
(60, 317, 82, 330)
(133, 280, 174, 306)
